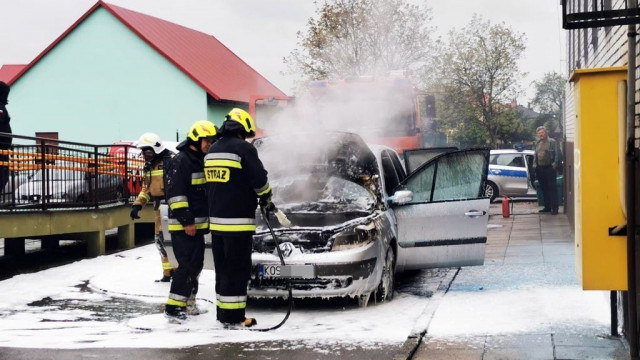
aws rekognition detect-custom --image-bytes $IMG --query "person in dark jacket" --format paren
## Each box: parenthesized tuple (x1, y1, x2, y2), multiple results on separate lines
(164, 120, 217, 321)
(533, 125, 563, 215)
(205, 108, 277, 328)
(0, 81, 11, 194)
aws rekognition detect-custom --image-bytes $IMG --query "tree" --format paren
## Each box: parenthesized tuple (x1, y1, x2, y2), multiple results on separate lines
(434, 15, 527, 148)
(284, 0, 435, 83)
(530, 72, 565, 138)
(495, 105, 530, 145)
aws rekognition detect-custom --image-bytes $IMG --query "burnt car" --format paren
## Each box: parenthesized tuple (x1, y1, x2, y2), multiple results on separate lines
(161, 132, 490, 305)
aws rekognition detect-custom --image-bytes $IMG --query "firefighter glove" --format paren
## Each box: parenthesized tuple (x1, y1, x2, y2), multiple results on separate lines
(262, 201, 276, 214)
(259, 190, 276, 216)
(130, 205, 142, 220)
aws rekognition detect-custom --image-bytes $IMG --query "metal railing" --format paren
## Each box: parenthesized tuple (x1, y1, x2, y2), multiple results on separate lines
(562, 0, 640, 29)
(0, 133, 144, 211)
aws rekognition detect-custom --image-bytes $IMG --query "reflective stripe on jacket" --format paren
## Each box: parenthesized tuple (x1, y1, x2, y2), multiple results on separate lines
(165, 143, 209, 234)
(133, 151, 174, 206)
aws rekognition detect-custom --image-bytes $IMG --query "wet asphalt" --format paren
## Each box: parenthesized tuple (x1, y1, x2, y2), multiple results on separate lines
(0, 342, 398, 360)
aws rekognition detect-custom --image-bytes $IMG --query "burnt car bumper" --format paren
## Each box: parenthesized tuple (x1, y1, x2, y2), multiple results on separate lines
(248, 240, 381, 298)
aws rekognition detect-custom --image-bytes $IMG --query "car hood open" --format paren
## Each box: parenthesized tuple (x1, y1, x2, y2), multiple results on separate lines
(253, 131, 379, 183)
(252, 132, 381, 250)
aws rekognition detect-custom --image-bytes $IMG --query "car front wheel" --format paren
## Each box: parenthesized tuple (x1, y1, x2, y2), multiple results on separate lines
(374, 246, 395, 304)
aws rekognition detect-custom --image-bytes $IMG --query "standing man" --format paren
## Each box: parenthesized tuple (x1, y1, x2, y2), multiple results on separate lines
(533, 125, 562, 215)
(130, 132, 175, 282)
(205, 108, 276, 328)
(164, 121, 217, 321)
(0, 82, 11, 194)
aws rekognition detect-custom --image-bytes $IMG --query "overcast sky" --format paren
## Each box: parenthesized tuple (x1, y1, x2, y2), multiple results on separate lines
(0, 0, 565, 103)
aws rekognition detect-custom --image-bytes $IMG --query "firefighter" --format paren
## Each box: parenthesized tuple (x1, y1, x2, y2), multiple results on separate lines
(164, 120, 217, 321)
(130, 133, 175, 282)
(205, 108, 278, 328)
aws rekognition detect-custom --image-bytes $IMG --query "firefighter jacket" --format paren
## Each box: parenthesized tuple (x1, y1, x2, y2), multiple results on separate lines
(205, 136, 270, 235)
(133, 150, 174, 207)
(165, 141, 209, 234)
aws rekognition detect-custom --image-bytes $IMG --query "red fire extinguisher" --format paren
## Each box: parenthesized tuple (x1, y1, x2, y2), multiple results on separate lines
(502, 195, 510, 218)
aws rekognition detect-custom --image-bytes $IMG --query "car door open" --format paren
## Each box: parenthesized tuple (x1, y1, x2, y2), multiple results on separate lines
(391, 148, 490, 271)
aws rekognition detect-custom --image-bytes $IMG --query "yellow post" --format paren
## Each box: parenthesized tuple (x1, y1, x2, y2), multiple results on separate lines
(571, 66, 628, 290)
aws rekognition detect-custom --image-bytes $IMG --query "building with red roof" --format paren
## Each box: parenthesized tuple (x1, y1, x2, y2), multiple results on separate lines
(3, 1, 287, 143)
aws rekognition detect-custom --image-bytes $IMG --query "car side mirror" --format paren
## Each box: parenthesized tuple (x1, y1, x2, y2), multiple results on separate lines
(390, 190, 413, 205)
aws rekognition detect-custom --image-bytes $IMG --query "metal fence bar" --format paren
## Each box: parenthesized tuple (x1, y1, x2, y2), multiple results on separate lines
(0, 132, 144, 212)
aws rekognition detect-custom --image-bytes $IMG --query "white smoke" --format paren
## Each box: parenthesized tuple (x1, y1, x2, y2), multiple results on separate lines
(256, 79, 416, 142)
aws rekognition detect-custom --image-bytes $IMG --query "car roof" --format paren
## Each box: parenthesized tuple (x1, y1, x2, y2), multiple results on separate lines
(490, 149, 534, 155)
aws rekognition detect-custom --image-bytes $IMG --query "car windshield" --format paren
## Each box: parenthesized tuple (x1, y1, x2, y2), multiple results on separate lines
(271, 173, 375, 212)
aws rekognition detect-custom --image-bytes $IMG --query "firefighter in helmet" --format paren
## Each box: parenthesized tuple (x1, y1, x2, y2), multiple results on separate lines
(205, 108, 278, 328)
(130, 132, 175, 282)
(164, 120, 217, 321)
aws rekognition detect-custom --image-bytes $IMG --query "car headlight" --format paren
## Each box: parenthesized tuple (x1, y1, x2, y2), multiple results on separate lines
(331, 222, 376, 251)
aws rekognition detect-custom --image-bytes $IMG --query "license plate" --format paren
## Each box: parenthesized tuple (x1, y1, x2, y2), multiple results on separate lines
(259, 264, 316, 279)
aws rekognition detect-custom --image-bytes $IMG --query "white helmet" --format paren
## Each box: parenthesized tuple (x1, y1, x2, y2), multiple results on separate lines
(136, 132, 166, 154)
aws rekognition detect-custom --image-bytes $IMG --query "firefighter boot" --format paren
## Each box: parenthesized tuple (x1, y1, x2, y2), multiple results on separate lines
(186, 295, 208, 316)
(155, 259, 172, 283)
(243, 318, 257, 327)
(222, 318, 257, 329)
(164, 304, 187, 323)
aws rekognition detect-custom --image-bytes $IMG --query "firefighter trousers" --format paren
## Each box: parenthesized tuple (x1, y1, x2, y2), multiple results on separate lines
(167, 232, 204, 307)
(153, 209, 172, 277)
(212, 234, 252, 324)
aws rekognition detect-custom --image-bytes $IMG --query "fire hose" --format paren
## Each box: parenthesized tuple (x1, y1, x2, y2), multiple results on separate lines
(247, 206, 293, 332)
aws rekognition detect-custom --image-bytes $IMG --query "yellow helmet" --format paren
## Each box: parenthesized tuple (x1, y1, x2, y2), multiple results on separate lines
(188, 120, 217, 142)
(226, 108, 256, 138)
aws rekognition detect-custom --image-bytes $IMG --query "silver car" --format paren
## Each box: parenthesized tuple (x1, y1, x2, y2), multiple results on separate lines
(162, 132, 490, 305)
(14, 165, 126, 204)
(484, 149, 536, 202)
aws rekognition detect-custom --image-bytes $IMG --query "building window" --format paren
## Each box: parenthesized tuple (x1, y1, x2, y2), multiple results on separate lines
(582, 29, 588, 66)
(568, 30, 573, 73)
(582, 0, 589, 66)
(603, 0, 612, 34)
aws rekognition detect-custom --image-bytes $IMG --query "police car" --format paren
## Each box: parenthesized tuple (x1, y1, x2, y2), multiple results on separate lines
(484, 148, 536, 202)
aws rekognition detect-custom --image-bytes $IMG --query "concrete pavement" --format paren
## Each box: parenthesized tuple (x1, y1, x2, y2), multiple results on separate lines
(395, 200, 631, 360)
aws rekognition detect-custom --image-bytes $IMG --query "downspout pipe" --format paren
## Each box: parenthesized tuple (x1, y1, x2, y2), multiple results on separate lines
(626, 11, 638, 359)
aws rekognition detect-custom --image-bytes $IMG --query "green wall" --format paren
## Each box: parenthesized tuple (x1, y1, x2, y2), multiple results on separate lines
(10, 7, 206, 144)
(207, 104, 230, 128)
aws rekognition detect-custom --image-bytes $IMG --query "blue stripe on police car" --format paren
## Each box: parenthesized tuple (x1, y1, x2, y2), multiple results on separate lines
(490, 168, 527, 178)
